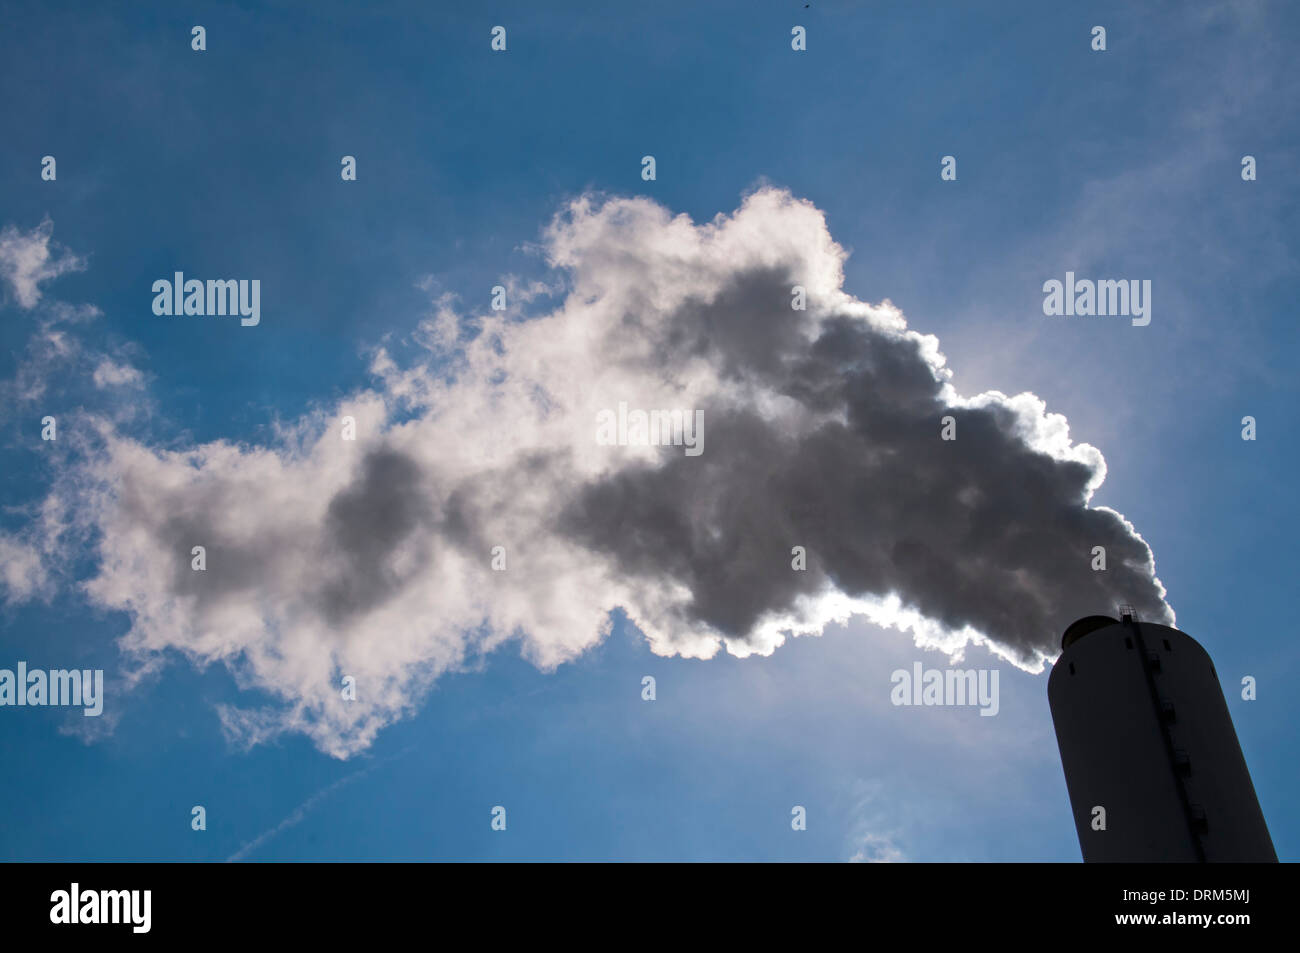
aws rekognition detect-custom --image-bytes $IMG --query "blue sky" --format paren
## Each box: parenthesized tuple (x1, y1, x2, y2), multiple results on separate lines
(1, 0, 1297, 861)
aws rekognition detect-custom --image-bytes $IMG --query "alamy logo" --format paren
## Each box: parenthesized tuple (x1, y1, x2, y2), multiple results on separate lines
(152, 272, 261, 326)
(596, 401, 704, 456)
(1042, 271, 1151, 326)
(0, 662, 104, 716)
(890, 662, 1000, 716)
(50, 883, 151, 933)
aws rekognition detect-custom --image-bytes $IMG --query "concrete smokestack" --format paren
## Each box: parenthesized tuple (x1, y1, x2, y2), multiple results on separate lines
(1048, 610, 1276, 862)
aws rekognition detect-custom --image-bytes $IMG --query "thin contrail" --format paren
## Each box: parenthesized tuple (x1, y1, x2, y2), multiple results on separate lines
(225, 745, 412, 862)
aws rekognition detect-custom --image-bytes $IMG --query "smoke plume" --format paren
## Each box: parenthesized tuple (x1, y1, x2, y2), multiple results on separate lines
(2, 189, 1172, 756)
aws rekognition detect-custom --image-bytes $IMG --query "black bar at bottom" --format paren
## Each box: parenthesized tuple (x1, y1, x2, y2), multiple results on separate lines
(0, 861, 1289, 940)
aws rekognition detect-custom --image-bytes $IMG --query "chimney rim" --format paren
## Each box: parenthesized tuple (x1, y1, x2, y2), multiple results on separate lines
(1061, 614, 1120, 652)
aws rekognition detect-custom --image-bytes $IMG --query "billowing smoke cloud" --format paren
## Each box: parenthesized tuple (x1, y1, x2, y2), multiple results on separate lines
(3, 189, 1171, 757)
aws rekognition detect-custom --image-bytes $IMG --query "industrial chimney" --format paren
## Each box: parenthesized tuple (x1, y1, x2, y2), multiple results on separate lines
(1047, 609, 1276, 862)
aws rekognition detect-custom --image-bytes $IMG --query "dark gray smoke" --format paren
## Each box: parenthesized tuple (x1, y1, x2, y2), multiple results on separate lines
(559, 265, 1170, 664)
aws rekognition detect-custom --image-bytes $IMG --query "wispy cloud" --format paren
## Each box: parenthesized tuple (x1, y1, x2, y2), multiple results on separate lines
(0, 218, 85, 310)
(846, 779, 907, 863)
